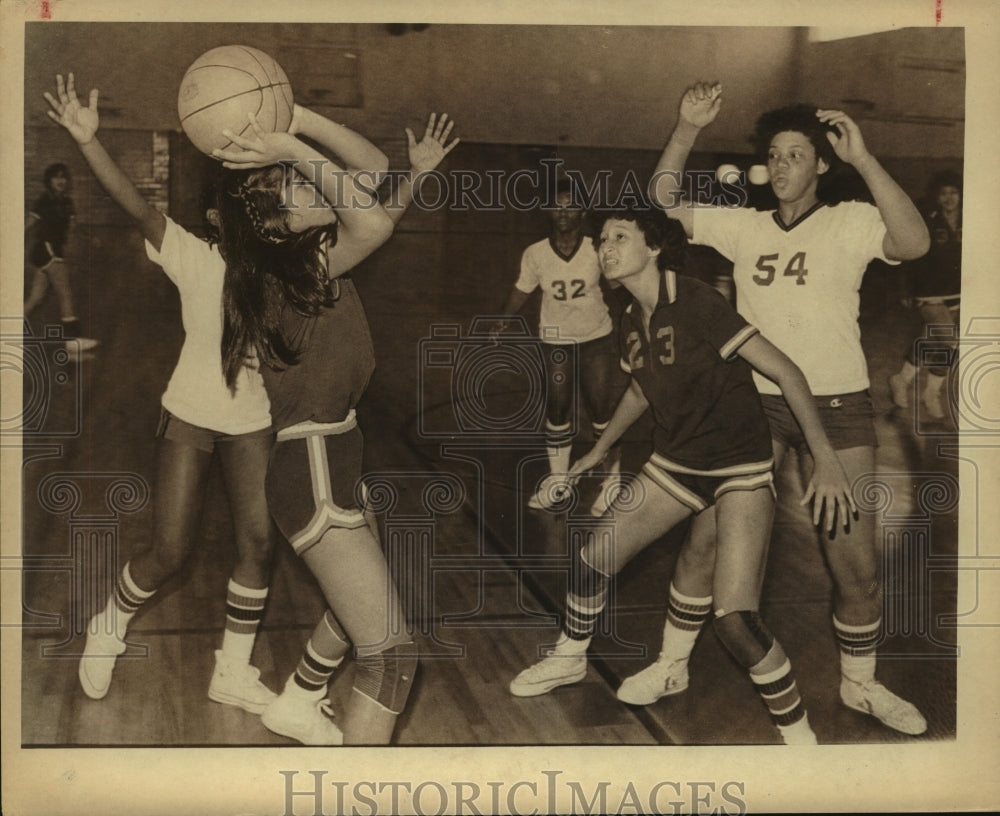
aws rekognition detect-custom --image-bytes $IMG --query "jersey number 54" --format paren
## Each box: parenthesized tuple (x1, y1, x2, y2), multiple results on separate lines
(753, 252, 808, 286)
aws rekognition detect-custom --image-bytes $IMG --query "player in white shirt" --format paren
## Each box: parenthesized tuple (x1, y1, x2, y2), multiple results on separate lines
(632, 82, 931, 736)
(48, 73, 278, 716)
(495, 179, 628, 516)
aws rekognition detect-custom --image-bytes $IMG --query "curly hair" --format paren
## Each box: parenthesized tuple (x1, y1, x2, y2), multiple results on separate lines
(216, 164, 338, 389)
(753, 104, 838, 166)
(590, 207, 687, 273)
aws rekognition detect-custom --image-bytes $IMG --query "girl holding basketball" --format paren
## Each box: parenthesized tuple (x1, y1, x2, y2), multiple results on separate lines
(211, 110, 457, 745)
(49, 74, 454, 748)
(47, 72, 283, 716)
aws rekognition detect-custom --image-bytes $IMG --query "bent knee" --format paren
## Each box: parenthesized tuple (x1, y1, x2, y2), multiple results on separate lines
(713, 609, 774, 669)
(353, 641, 418, 714)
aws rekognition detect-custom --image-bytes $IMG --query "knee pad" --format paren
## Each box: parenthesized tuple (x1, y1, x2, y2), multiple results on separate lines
(713, 610, 774, 669)
(353, 642, 418, 714)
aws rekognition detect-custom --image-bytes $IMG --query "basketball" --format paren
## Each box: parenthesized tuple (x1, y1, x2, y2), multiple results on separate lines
(177, 45, 294, 157)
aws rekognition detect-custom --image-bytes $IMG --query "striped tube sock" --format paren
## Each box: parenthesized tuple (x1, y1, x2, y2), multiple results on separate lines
(220, 580, 268, 663)
(834, 616, 880, 684)
(545, 420, 573, 474)
(291, 610, 351, 696)
(660, 583, 712, 661)
(749, 643, 807, 727)
(100, 560, 156, 639)
(559, 550, 610, 653)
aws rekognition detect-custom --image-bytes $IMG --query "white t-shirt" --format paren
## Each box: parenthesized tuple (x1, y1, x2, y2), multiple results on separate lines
(515, 236, 612, 344)
(145, 217, 271, 434)
(692, 201, 895, 395)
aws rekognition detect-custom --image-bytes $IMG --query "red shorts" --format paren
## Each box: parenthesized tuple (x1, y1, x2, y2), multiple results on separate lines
(266, 412, 367, 555)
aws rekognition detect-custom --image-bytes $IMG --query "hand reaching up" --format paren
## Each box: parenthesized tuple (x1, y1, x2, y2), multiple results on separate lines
(406, 113, 460, 174)
(44, 73, 99, 144)
(679, 82, 723, 129)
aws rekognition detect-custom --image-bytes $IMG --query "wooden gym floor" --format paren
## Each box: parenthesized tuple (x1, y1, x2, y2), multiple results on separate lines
(17, 218, 957, 747)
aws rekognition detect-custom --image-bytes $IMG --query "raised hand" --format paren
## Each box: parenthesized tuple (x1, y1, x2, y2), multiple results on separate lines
(44, 73, 99, 144)
(679, 82, 723, 129)
(817, 109, 871, 167)
(212, 112, 301, 168)
(405, 113, 460, 174)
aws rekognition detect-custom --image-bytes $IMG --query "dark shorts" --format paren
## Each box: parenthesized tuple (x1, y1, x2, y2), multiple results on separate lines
(156, 408, 273, 454)
(579, 331, 619, 361)
(642, 452, 775, 513)
(265, 412, 367, 555)
(760, 390, 877, 452)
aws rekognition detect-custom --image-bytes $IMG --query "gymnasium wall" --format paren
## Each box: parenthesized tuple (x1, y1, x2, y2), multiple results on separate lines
(23, 23, 964, 230)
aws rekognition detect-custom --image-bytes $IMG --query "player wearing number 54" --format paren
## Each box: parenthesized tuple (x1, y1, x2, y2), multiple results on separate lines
(639, 82, 931, 736)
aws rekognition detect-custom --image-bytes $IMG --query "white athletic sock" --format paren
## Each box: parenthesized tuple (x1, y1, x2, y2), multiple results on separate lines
(553, 632, 590, 655)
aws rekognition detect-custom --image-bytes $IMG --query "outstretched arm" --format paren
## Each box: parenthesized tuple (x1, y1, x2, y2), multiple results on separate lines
(290, 105, 388, 191)
(44, 74, 166, 250)
(737, 334, 856, 532)
(648, 81, 723, 238)
(570, 377, 648, 477)
(817, 109, 930, 261)
(384, 113, 459, 225)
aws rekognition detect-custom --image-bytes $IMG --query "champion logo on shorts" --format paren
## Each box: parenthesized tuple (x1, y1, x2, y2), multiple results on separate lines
(829, 398, 843, 408)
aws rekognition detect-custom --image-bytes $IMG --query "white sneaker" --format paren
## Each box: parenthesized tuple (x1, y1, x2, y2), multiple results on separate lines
(78, 615, 126, 700)
(208, 650, 277, 714)
(527, 474, 571, 510)
(510, 650, 587, 697)
(261, 678, 343, 745)
(840, 678, 927, 735)
(888, 372, 912, 409)
(589, 475, 623, 517)
(616, 657, 689, 705)
(777, 713, 818, 745)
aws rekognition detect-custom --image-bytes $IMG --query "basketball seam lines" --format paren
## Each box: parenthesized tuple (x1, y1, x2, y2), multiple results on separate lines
(178, 82, 291, 123)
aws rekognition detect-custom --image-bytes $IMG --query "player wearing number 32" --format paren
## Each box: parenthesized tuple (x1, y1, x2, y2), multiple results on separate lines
(494, 179, 628, 517)
(644, 82, 931, 736)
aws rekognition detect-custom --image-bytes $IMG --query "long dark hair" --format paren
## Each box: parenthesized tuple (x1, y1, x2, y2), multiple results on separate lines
(214, 164, 338, 389)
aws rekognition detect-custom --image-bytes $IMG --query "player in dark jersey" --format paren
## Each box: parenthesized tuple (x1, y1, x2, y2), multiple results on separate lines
(215, 111, 457, 745)
(889, 169, 962, 419)
(509, 208, 855, 745)
(24, 162, 99, 353)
